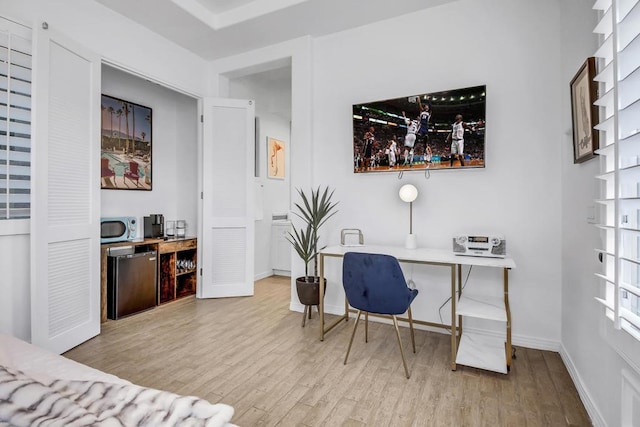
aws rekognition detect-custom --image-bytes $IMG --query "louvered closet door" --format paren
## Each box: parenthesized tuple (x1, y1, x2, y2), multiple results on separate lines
(31, 27, 101, 353)
(199, 98, 254, 298)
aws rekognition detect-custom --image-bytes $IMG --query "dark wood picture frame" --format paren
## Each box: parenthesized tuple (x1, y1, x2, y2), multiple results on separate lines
(100, 94, 153, 190)
(570, 57, 599, 164)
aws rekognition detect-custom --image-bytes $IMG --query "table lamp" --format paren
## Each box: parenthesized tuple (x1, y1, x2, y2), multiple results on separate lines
(399, 184, 418, 249)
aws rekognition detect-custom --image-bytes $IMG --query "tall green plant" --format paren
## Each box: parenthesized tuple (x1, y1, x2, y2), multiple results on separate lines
(286, 186, 338, 283)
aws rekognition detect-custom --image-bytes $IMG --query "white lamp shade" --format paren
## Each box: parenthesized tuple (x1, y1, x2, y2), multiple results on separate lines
(399, 184, 418, 203)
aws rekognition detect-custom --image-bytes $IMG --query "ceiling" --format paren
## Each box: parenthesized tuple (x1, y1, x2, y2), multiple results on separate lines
(95, 0, 458, 60)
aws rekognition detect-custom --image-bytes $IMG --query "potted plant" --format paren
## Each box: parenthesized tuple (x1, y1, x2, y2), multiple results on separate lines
(286, 186, 338, 319)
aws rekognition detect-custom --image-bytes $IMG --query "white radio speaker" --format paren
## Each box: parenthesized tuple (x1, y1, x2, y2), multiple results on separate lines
(453, 234, 506, 258)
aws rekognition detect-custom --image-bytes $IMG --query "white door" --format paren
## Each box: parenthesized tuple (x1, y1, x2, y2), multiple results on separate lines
(199, 98, 255, 298)
(30, 27, 101, 353)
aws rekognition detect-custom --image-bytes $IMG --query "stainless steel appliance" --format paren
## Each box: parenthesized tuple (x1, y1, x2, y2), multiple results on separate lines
(144, 214, 164, 238)
(107, 247, 157, 320)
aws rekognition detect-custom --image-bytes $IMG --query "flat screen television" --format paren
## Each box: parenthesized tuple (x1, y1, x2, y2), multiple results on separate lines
(352, 85, 486, 173)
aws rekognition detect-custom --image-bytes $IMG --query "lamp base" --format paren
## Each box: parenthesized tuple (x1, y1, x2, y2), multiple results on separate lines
(405, 234, 417, 249)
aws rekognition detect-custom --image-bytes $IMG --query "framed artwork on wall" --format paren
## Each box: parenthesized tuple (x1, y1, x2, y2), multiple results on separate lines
(100, 94, 152, 190)
(570, 57, 599, 164)
(267, 137, 285, 179)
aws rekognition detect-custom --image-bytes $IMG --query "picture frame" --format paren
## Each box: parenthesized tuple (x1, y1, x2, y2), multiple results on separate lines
(352, 85, 486, 173)
(570, 57, 599, 164)
(267, 137, 285, 179)
(100, 94, 153, 190)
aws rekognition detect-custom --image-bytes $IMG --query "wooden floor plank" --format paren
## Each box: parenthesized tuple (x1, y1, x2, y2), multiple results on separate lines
(543, 351, 592, 426)
(63, 276, 592, 426)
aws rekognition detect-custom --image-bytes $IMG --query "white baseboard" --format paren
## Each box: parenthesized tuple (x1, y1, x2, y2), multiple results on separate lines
(449, 327, 558, 352)
(510, 331, 560, 352)
(254, 270, 272, 281)
(559, 344, 605, 427)
(256, 271, 291, 281)
(272, 269, 291, 277)
(288, 302, 560, 352)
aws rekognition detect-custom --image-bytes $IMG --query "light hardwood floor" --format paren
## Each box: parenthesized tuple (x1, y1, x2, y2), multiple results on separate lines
(65, 276, 591, 426)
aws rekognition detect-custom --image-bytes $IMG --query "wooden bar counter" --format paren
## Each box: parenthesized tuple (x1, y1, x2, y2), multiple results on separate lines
(100, 237, 197, 322)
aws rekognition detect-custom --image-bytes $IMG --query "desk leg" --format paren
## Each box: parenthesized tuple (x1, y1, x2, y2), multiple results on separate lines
(451, 264, 457, 371)
(504, 267, 512, 370)
(457, 264, 462, 342)
(320, 253, 325, 341)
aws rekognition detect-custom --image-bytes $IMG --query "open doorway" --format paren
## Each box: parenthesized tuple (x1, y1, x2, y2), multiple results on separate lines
(227, 65, 292, 281)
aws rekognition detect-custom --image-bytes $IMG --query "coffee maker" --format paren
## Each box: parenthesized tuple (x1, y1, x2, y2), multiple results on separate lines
(144, 214, 164, 238)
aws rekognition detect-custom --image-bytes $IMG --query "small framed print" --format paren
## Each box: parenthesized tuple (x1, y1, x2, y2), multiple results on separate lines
(570, 57, 599, 164)
(267, 137, 285, 179)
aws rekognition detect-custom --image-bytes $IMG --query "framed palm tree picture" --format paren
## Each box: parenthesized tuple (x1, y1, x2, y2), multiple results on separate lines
(100, 94, 152, 190)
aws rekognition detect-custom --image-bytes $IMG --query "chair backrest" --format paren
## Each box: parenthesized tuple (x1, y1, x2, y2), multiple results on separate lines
(129, 161, 139, 173)
(342, 252, 415, 315)
(101, 158, 109, 169)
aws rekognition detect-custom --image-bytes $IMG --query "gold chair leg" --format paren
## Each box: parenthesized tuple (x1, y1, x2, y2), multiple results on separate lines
(408, 306, 416, 353)
(301, 306, 308, 327)
(392, 315, 410, 379)
(344, 310, 362, 365)
(365, 312, 369, 343)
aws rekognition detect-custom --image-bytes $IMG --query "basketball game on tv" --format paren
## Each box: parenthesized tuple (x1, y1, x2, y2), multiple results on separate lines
(352, 85, 486, 173)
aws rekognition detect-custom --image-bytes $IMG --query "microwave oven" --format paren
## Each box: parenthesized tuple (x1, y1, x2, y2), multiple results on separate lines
(101, 217, 137, 243)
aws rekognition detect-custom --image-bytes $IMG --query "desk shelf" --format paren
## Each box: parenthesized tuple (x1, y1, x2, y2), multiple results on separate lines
(456, 294, 506, 322)
(455, 270, 511, 374)
(455, 333, 508, 374)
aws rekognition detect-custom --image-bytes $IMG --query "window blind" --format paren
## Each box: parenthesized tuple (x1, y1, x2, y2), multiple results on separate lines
(0, 17, 31, 220)
(594, 0, 640, 340)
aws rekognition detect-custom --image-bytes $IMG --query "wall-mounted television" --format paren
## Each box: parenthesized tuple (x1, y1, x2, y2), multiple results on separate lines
(352, 85, 486, 173)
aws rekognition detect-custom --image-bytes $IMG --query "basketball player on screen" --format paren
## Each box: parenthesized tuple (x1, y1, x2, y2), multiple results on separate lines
(417, 97, 432, 144)
(388, 135, 398, 168)
(425, 144, 433, 166)
(446, 114, 467, 167)
(362, 126, 375, 171)
(401, 111, 419, 167)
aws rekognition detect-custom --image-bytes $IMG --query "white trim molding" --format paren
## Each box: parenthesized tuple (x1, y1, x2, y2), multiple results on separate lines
(560, 344, 605, 427)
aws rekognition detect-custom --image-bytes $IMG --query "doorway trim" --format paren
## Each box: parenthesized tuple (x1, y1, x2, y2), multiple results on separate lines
(208, 36, 313, 308)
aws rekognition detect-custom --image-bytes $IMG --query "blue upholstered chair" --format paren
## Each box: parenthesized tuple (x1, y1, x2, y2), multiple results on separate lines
(342, 252, 419, 378)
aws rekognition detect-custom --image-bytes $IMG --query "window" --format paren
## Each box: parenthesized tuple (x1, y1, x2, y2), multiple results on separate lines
(0, 17, 31, 220)
(594, 0, 640, 341)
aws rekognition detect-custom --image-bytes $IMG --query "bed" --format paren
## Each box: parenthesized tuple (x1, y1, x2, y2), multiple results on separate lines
(0, 333, 235, 426)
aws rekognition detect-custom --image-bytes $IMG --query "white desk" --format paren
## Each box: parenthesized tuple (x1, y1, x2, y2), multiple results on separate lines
(319, 245, 516, 372)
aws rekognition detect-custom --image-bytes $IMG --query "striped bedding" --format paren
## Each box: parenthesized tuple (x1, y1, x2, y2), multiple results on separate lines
(0, 365, 234, 426)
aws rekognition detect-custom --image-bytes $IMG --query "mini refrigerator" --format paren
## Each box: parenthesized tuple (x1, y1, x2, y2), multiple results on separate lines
(107, 248, 157, 320)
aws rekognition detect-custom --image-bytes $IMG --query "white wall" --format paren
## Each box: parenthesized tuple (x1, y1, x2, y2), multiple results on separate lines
(309, 0, 564, 349)
(560, 1, 640, 426)
(0, 0, 208, 97)
(101, 66, 198, 236)
(0, 0, 205, 339)
(0, 233, 30, 340)
(229, 68, 292, 279)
